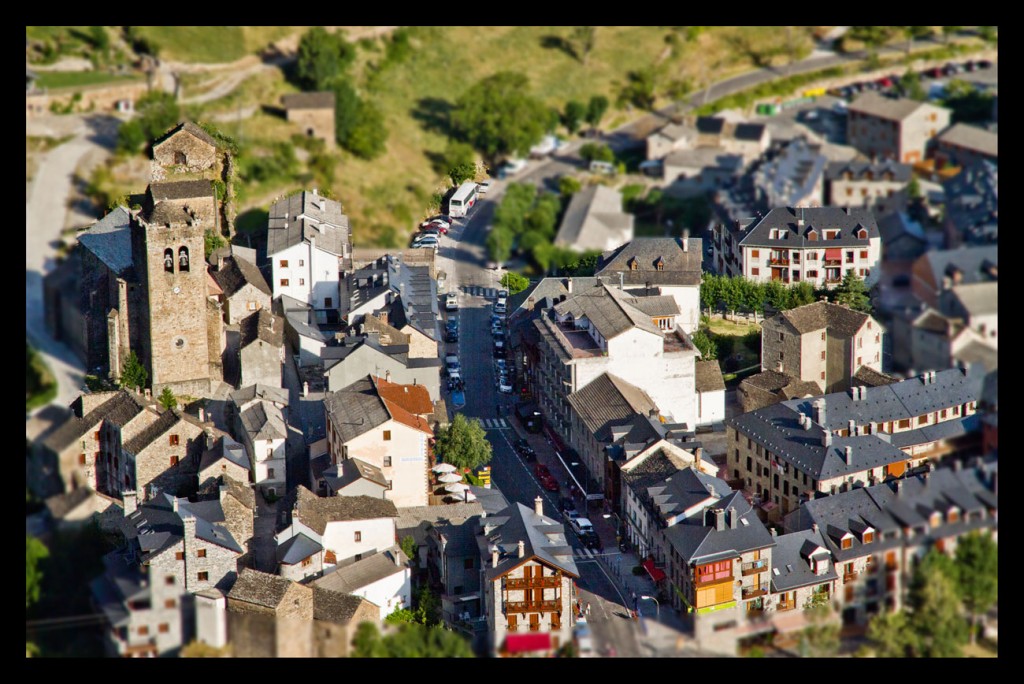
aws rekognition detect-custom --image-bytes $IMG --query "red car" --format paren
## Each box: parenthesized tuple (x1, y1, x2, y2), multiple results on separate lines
(540, 476, 559, 492)
(422, 220, 449, 234)
(534, 464, 551, 479)
(876, 77, 893, 88)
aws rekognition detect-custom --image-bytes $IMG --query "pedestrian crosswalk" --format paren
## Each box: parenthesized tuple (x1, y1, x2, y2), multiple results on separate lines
(479, 418, 509, 429)
(462, 286, 499, 299)
(575, 547, 595, 559)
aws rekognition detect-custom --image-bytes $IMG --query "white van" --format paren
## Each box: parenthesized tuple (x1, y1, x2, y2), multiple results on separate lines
(589, 160, 616, 176)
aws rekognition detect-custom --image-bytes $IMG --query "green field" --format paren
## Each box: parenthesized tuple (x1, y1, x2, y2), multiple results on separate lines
(35, 71, 143, 91)
(133, 26, 301, 63)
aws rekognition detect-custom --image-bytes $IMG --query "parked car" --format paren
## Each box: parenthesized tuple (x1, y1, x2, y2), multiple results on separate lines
(515, 438, 536, 461)
(498, 377, 513, 394)
(560, 496, 578, 520)
(422, 216, 452, 229)
(496, 158, 527, 179)
(534, 464, 552, 479)
(574, 620, 595, 657)
(446, 329, 459, 343)
(977, 59, 993, 69)
(476, 180, 494, 194)
(421, 220, 449, 234)
(446, 318, 459, 334)
(445, 354, 461, 375)
(569, 517, 595, 538)
(445, 292, 459, 311)
(413, 235, 439, 250)
(540, 475, 559, 492)
(497, 289, 508, 306)
(876, 76, 893, 88)
(418, 226, 440, 237)
(494, 300, 507, 314)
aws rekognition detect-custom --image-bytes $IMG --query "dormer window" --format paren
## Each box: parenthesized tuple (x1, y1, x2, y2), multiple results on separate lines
(840, 537, 852, 550)
(862, 530, 874, 544)
(807, 229, 818, 241)
(629, 257, 639, 271)
(857, 228, 868, 240)
(178, 246, 190, 271)
(929, 512, 942, 527)
(164, 249, 174, 273)
(864, 171, 874, 181)
(655, 257, 665, 271)
(948, 509, 960, 524)
(883, 171, 894, 181)
(825, 230, 839, 240)
(843, 171, 852, 181)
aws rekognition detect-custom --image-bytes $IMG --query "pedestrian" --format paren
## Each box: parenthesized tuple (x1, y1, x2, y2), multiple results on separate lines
(586, 603, 591, 618)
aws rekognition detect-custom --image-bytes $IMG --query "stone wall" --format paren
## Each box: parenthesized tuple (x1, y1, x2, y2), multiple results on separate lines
(153, 130, 218, 173)
(240, 338, 284, 388)
(286, 108, 337, 150)
(26, 80, 150, 118)
(133, 418, 204, 500)
(226, 600, 278, 657)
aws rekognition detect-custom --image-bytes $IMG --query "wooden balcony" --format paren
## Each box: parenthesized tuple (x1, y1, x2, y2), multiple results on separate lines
(823, 259, 842, 266)
(505, 600, 560, 613)
(505, 576, 561, 590)
(776, 599, 796, 612)
(769, 257, 790, 266)
(844, 572, 858, 583)
(741, 560, 769, 576)
(742, 585, 769, 600)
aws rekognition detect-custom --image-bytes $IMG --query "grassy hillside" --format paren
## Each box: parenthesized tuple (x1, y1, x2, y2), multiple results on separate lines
(133, 26, 302, 63)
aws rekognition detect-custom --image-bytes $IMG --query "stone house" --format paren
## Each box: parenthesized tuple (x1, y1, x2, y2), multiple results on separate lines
(906, 307, 996, 375)
(846, 93, 951, 164)
(876, 211, 928, 263)
(211, 253, 272, 325)
(554, 185, 634, 254)
(826, 160, 912, 215)
(198, 436, 251, 487)
(765, 527, 837, 618)
(313, 546, 411, 621)
(385, 259, 441, 358)
(229, 384, 289, 496)
(646, 121, 696, 160)
(282, 92, 337, 150)
(324, 375, 432, 508)
(933, 123, 998, 169)
(238, 308, 285, 389)
(151, 122, 219, 174)
(322, 333, 443, 400)
(941, 160, 997, 248)
(319, 458, 390, 499)
(275, 521, 325, 582)
(910, 244, 997, 310)
(759, 301, 884, 395)
(120, 408, 207, 502)
(292, 486, 399, 570)
(696, 116, 771, 162)
(593, 237, 704, 334)
(662, 147, 745, 197)
(726, 366, 985, 520)
(738, 370, 831, 415)
(480, 498, 579, 657)
(44, 487, 123, 532)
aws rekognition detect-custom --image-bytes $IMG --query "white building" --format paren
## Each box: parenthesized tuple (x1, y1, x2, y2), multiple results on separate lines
(268, 190, 351, 323)
(293, 486, 399, 569)
(694, 360, 726, 428)
(313, 546, 412, 622)
(230, 384, 289, 496)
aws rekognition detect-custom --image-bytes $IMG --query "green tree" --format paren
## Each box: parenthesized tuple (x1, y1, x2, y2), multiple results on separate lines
(976, 26, 997, 43)
(954, 532, 998, 644)
(691, 328, 718, 360)
(941, 26, 962, 43)
(355, 623, 474, 658)
(158, 386, 177, 411)
(906, 175, 922, 200)
(558, 175, 582, 196)
(900, 26, 932, 54)
(434, 413, 493, 470)
(26, 536, 49, 609)
(562, 100, 586, 135)
(451, 72, 548, 165)
(384, 608, 419, 625)
(788, 280, 816, 308)
(867, 609, 918, 657)
(699, 273, 720, 313)
(618, 68, 658, 110)
(333, 79, 361, 146)
(908, 555, 969, 657)
(88, 26, 109, 52)
(351, 621, 387, 657)
(204, 228, 227, 259)
(399, 535, 418, 565)
(119, 350, 148, 391)
(526, 193, 561, 238)
(296, 27, 355, 91)
(579, 142, 614, 163)
(571, 26, 596, 65)
(835, 270, 872, 313)
(899, 68, 926, 101)
(847, 26, 896, 50)
(585, 95, 610, 133)
(116, 119, 146, 153)
(137, 91, 180, 143)
(500, 271, 530, 295)
(448, 161, 476, 187)
(344, 99, 388, 160)
(798, 590, 840, 657)
(438, 141, 477, 181)
(180, 641, 230, 657)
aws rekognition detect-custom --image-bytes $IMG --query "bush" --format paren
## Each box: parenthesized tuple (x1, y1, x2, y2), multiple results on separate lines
(579, 142, 614, 163)
(500, 271, 530, 295)
(558, 175, 582, 196)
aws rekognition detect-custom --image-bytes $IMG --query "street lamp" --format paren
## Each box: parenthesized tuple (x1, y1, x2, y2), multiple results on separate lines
(638, 595, 660, 622)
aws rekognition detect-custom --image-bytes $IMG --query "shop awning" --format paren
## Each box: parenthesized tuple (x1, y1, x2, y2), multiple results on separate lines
(824, 248, 842, 260)
(642, 558, 666, 582)
(505, 632, 551, 654)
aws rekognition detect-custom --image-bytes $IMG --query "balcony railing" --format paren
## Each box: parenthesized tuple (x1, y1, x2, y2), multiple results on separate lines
(505, 576, 561, 590)
(769, 257, 790, 266)
(823, 258, 842, 266)
(742, 584, 769, 600)
(505, 600, 560, 613)
(741, 560, 769, 576)
(844, 572, 858, 583)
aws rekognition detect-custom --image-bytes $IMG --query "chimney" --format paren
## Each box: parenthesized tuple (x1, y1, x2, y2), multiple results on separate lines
(517, 540, 525, 558)
(534, 496, 543, 517)
(728, 507, 737, 529)
(172, 497, 179, 513)
(491, 548, 499, 568)
(123, 490, 138, 516)
(694, 446, 704, 463)
(683, 231, 689, 252)
(822, 431, 832, 447)
(849, 387, 857, 400)
(198, 407, 206, 423)
(216, 251, 225, 271)
(953, 459, 963, 472)
(393, 547, 402, 566)
(312, 188, 318, 197)
(303, 381, 309, 397)
(770, 528, 777, 537)
(895, 479, 904, 495)
(813, 399, 826, 427)
(713, 508, 726, 532)
(385, 370, 391, 383)
(942, 275, 953, 290)
(848, 419, 855, 434)
(618, 272, 624, 290)
(844, 446, 853, 465)
(566, 277, 573, 294)
(812, 522, 819, 534)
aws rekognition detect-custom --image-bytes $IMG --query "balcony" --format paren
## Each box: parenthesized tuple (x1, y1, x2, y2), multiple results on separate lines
(505, 576, 561, 590)
(769, 257, 790, 266)
(844, 571, 858, 583)
(742, 584, 769, 600)
(506, 600, 560, 613)
(823, 258, 842, 267)
(741, 560, 769, 576)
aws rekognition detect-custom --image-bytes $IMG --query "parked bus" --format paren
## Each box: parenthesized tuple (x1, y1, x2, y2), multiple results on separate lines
(448, 181, 479, 218)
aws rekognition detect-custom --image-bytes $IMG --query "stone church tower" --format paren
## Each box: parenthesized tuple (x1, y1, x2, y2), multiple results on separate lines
(130, 183, 218, 396)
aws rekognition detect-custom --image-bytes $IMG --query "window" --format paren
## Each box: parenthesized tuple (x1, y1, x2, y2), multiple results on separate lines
(158, 623, 169, 634)
(953, 405, 960, 416)
(858, 337, 863, 349)
(863, 531, 874, 544)
(175, 552, 184, 561)
(355, 531, 362, 543)
(165, 576, 176, 586)
(178, 247, 189, 272)
(383, 430, 392, 441)
(841, 537, 852, 550)
(464, 558, 475, 570)
(751, 267, 759, 276)
(875, 333, 880, 344)
(808, 231, 818, 241)
(857, 356, 862, 366)
(826, 230, 838, 240)
(197, 549, 207, 558)
(846, 251, 854, 263)
(169, 434, 179, 446)
(948, 509, 960, 524)
(138, 626, 149, 636)
(325, 551, 337, 564)
(779, 351, 784, 361)
(383, 456, 392, 467)
(846, 187, 853, 197)
(875, 352, 879, 362)
(821, 351, 826, 360)
(301, 557, 312, 568)
(793, 270, 801, 281)
(268, 468, 275, 479)
(940, 409, 947, 419)
(299, 260, 304, 267)
(820, 371, 826, 381)
(299, 278, 305, 286)
(280, 260, 289, 268)
(898, 419, 911, 429)
(324, 297, 333, 308)
(170, 456, 179, 466)
(751, 249, 760, 258)
(247, 301, 257, 311)
(165, 599, 176, 609)
(280, 279, 289, 287)
(164, 249, 174, 273)
(779, 332, 784, 342)
(860, 250, 868, 260)
(79, 453, 87, 465)
(806, 270, 818, 278)
(918, 415, 927, 425)
(746, 457, 752, 472)
(198, 571, 209, 581)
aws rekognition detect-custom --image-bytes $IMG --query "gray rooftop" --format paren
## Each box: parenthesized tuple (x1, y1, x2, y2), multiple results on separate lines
(239, 308, 284, 348)
(212, 254, 272, 298)
(767, 301, 871, 337)
(695, 360, 726, 393)
(753, 137, 826, 208)
(641, 467, 733, 523)
(324, 377, 391, 443)
(312, 586, 368, 624)
(663, 147, 744, 172)
(277, 532, 323, 565)
(227, 568, 295, 609)
(200, 436, 250, 474)
(825, 159, 912, 182)
(848, 92, 948, 122)
(152, 121, 217, 149)
(769, 528, 837, 592)
(553, 282, 662, 339)
(43, 390, 150, 452)
(282, 91, 336, 110)
(267, 191, 350, 257)
(314, 546, 408, 594)
(325, 457, 390, 491)
(295, 486, 398, 535)
(482, 502, 579, 582)
(230, 383, 289, 408)
(149, 179, 214, 201)
(595, 237, 703, 287)
(280, 294, 330, 343)
(936, 122, 998, 158)
(922, 245, 998, 288)
(555, 185, 634, 252)
(388, 261, 439, 341)
(567, 372, 658, 442)
(122, 409, 180, 456)
(77, 207, 134, 276)
(239, 401, 287, 442)
(663, 492, 775, 565)
(739, 206, 879, 248)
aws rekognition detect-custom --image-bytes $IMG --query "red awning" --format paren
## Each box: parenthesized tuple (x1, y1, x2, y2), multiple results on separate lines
(642, 558, 667, 582)
(824, 248, 842, 260)
(505, 632, 552, 654)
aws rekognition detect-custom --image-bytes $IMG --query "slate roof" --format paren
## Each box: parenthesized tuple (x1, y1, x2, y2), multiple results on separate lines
(953, 341, 998, 373)
(122, 409, 180, 455)
(326, 458, 389, 491)
(877, 211, 927, 246)
(694, 360, 726, 393)
(295, 486, 398, 535)
(553, 282, 662, 338)
(200, 436, 251, 474)
(508, 277, 599, 320)
(44, 487, 95, 520)
(848, 92, 946, 122)
(624, 295, 680, 317)
(314, 547, 408, 594)
(768, 301, 871, 337)
(753, 137, 827, 207)
(149, 179, 214, 201)
(43, 390, 150, 452)
(735, 123, 768, 141)
(696, 116, 725, 135)
(554, 185, 634, 252)
(212, 255, 272, 298)
(642, 467, 733, 522)
(239, 308, 284, 348)
(595, 237, 703, 287)
(663, 147, 744, 173)
(240, 401, 287, 442)
(282, 91, 336, 109)
(825, 159, 912, 182)
(361, 315, 410, 346)
(936, 123, 998, 158)
(662, 492, 775, 565)
(312, 586, 367, 623)
(567, 372, 658, 442)
(945, 282, 998, 318)
(651, 121, 693, 142)
(228, 568, 295, 609)
(852, 366, 900, 387)
(152, 121, 217, 149)
(324, 377, 392, 443)
(280, 294, 330, 343)
(145, 201, 197, 226)
(395, 503, 485, 548)
(769, 528, 837, 592)
(268, 191, 350, 257)
(230, 383, 289, 408)
(739, 206, 879, 248)
(128, 494, 242, 563)
(77, 207, 133, 275)
(923, 245, 998, 287)
(277, 532, 323, 565)
(388, 261, 439, 340)
(482, 503, 579, 582)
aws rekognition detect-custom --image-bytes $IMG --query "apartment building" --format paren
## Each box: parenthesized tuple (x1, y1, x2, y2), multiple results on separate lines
(933, 123, 998, 168)
(846, 93, 951, 163)
(727, 366, 984, 520)
(713, 207, 881, 289)
(825, 159, 912, 215)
